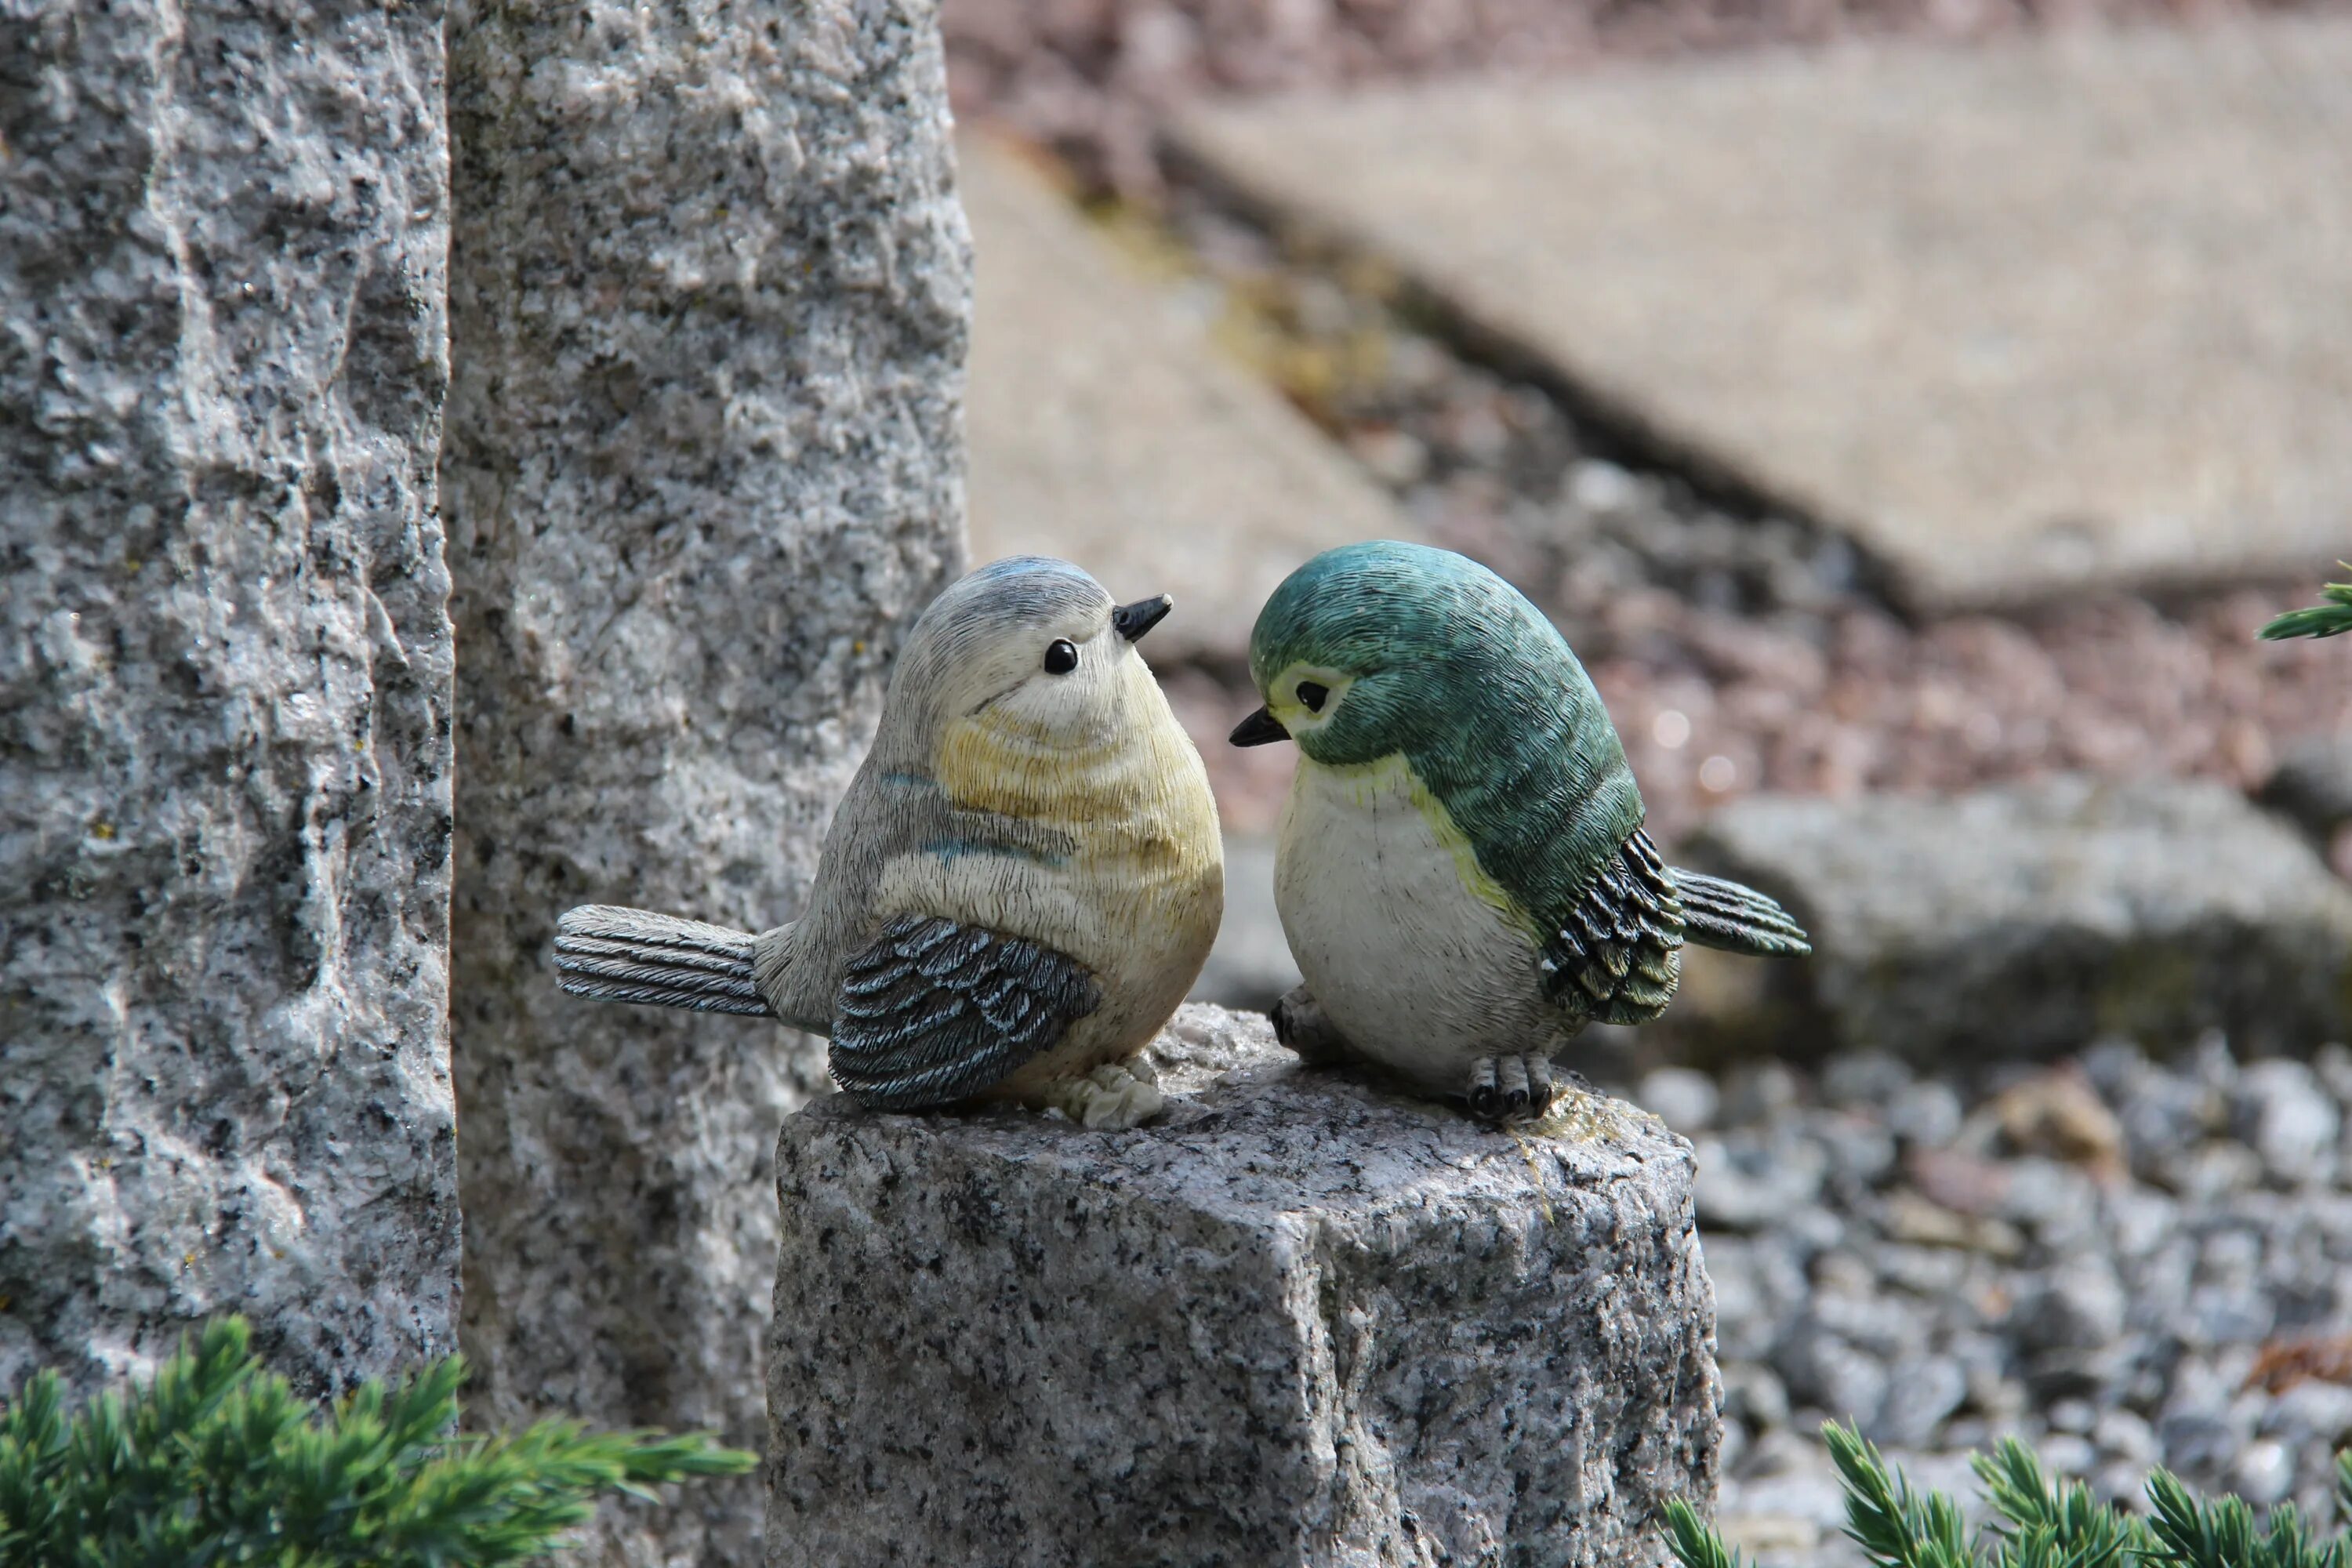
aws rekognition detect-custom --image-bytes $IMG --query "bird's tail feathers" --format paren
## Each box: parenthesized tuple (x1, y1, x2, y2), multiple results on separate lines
(553, 905, 771, 1016)
(1671, 870, 1811, 958)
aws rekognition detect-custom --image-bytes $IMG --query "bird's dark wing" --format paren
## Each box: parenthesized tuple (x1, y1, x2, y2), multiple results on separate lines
(1537, 829, 1684, 1026)
(829, 914, 1102, 1110)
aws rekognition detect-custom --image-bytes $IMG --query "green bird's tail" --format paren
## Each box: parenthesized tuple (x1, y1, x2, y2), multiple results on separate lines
(1671, 869, 1811, 958)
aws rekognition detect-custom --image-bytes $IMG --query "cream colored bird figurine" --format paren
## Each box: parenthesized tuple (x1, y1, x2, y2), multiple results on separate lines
(1230, 541, 1809, 1123)
(554, 557, 1223, 1129)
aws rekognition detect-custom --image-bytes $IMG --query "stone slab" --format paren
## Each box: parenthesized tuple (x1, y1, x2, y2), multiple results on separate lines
(0, 0, 458, 1399)
(442, 2, 967, 1563)
(768, 1004, 1719, 1567)
(1171, 21, 2352, 611)
(964, 137, 1414, 660)
(1678, 777, 2352, 1063)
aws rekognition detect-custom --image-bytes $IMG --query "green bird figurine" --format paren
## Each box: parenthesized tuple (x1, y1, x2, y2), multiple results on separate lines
(1229, 540, 1809, 1123)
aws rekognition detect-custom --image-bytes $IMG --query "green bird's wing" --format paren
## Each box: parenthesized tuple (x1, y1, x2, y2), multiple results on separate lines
(1402, 606, 1682, 1025)
(1535, 828, 1686, 1025)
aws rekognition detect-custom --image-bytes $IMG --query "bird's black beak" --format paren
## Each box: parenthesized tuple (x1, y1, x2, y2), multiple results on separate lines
(1229, 706, 1290, 747)
(1112, 595, 1173, 643)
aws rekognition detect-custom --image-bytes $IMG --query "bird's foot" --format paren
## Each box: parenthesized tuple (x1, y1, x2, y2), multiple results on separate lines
(1269, 984, 1356, 1066)
(1457, 1053, 1555, 1125)
(1040, 1057, 1165, 1131)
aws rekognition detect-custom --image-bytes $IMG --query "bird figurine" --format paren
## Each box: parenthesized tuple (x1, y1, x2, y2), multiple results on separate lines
(553, 556, 1224, 1130)
(1229, 540, 1809, 1123)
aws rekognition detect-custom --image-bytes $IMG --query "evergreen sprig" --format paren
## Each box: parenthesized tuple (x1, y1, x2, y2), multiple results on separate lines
(1662, 1424, 2352, 1568)
(1972, 1437, 2140, 1568)
(2258, 567, 2352, 641)
(1828, 1422, 1973, 1568)
(1661, 1497, 1751, 1568)
(2142, 1471, 2347, 1568)
(0, 1316, 753, 1568)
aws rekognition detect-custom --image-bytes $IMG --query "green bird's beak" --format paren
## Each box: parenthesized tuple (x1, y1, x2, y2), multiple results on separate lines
(1229, 706, 1289, 747)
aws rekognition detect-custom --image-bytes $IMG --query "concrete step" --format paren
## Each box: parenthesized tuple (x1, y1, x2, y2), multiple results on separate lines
(1676, 775, 2352, 1062)
(961, 136, 1415, 662)
(1171, 20, 2352, 612)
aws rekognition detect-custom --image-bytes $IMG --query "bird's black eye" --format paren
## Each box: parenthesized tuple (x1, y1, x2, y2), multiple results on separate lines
(1296, 681, 1329, 713)
(1044, 639, 1079, 675)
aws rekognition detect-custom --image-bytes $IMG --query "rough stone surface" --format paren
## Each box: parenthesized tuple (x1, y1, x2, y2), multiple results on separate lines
(963, 136, 1411, 661)
(0, 0, 458, 1397)
(768, 1004, 1718, 1568)
(1169, 20, 2352, 611)
(1678, 777, 2352, 1062)
(442, 2, 967, 1561)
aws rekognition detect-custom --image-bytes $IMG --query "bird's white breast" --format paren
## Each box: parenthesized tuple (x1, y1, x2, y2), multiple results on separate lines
(1275, 753, 1566, 1092)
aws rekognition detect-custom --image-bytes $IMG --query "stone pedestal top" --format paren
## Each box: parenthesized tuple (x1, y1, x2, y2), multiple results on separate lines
(768, 1004, 1718, 1566)
(1172, 20, 2352, 611)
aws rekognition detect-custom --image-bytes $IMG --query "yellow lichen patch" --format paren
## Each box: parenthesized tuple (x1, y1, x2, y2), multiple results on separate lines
(1507, 1088, 1651, 1222)
(1520, 1083, 1644, 1147)
(1508, 1133, 1559, 1226)
(1071, 184, 1402, 434)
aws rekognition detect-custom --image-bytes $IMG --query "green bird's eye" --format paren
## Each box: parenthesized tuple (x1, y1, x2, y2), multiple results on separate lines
(1296, 681, 1328, 713)
(1044, 639, 1079, 675)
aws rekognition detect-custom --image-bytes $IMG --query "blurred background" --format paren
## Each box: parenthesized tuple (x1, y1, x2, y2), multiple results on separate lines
(937, 2, 2352, 1555)
(942, 0, 2352, 1004)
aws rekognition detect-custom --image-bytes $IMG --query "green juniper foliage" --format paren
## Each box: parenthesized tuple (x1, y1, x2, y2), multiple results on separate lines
(0, 1316, 753, 1568)
(1664, 1422, 2352, 1568)
(1971, 1434, 2140, 1568)
(2258, 566, 2352, 641)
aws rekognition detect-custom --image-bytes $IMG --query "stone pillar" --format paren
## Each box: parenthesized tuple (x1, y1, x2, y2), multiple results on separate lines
(768, 1007, 1720, 1568)
(0, 0, 458, 1396)
(442, 0, 967, 1561)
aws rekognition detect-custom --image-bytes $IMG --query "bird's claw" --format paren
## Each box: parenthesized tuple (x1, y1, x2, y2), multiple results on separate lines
(1461, 1053, 1554, 1124)
(1269, 984, 1355, 1066)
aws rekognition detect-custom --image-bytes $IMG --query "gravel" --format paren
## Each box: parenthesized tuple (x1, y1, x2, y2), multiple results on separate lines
(940, 0, 2330, 199)
(1612, 1036, 2352, 1566)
